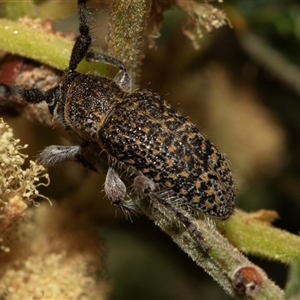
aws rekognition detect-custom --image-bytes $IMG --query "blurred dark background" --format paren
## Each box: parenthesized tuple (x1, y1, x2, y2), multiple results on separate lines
(2, 0, 300, 299)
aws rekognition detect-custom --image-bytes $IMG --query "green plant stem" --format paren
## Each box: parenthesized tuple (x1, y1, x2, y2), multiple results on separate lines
(0, 19, 71, 70)
(1, 4, 298, 299)
(0, 19, 105, 75)
(223, 209, 300, 264)
(108, 0, 152, 88)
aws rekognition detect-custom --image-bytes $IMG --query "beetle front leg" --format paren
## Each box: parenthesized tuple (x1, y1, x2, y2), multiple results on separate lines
(38, 140, 93, 166)
(38, 145, 82, 166)
(85, 51, 132, 92)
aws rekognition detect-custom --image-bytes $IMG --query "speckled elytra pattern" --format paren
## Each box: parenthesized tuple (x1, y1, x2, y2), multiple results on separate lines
(0, 0, 236, 223)
(98, 88, 236, 220)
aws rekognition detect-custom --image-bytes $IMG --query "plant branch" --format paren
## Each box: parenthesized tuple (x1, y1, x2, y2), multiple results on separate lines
(107, 0, 152, 88)
(223, 209, 300, 264)
(1, 3, 297, 299)
(137, 197, 284, 299)
(0, 19, 104, 75)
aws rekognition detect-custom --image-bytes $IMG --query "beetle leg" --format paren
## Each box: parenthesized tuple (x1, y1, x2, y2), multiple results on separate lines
(105, 167, 126, 206)
(133, 175, 156, 196)
(85, 51, 132, 92)
(38, 145, 82, 166)
(105, 167, 140, 213)
(149, 192, 210, 253)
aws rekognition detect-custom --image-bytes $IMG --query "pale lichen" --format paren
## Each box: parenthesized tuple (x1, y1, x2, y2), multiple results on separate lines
(0, 118, 49, 252)
(0, 251, 106, 300)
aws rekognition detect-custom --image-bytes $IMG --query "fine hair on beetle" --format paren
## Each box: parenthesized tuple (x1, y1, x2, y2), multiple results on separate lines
(0, 0, 237, 252)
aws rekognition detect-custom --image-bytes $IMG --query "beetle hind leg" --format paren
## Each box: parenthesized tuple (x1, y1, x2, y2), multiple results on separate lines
(149, 192, 210, 253)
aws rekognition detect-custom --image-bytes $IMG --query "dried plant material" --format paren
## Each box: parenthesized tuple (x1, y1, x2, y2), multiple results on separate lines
(246, 210, 279, 224)
(0, 53, 58, 126)
(148, 0, 229, 50)
(19, 16, 77, 40)
(176, 0, 229, 49)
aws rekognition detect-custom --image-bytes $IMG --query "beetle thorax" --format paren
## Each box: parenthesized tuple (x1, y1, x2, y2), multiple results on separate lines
(55, 73, 126, 141)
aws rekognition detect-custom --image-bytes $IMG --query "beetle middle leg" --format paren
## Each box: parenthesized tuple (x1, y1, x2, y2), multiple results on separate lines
(105, 167, 138, 214)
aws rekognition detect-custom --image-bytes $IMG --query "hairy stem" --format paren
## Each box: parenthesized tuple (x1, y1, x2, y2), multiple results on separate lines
(108, 0, 152, 88)
(223, 209, 300, 264)
(137, 197, 284, 299)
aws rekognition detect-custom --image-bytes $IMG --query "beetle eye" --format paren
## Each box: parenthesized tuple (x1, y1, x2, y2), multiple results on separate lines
(46, 88, 59, 115)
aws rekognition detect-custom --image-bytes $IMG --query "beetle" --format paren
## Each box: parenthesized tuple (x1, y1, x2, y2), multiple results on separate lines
(0, 0, 236, 251)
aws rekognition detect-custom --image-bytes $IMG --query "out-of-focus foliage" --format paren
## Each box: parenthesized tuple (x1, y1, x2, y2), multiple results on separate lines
(0, 119, 108, 299)
(1, 0, 300, 299)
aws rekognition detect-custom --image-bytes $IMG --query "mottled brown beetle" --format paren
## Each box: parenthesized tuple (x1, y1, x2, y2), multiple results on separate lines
(0, 0, 236, 250)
